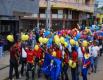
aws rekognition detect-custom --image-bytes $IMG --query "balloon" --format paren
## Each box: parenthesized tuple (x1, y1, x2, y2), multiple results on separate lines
(39, 37, 43, 43)
(52, 51, 56, 57)
(82, 40, 88, 47)
(55, 38, 60, 45)
(76, 33, 81, 39)
(70, 39, 75, 45)
(60, 37, 65, 44)
(68, 60, 76, 68)
(34, 45, 39, 51)
(71, 62, 76, 68)
(25, 35, 29, 40)
(47, 43, 51, 48)
(64, 42, 68, 47)
(44, 31, 50, 37)
(21, 34, 29, 41)
(43, 38, 49, 44)
(54, 35, 59, 39)
(74, 37, 78, 41)
(68, 60, 73, 67)
(7, 35, 14, 42)
(75, 41, 79, 46)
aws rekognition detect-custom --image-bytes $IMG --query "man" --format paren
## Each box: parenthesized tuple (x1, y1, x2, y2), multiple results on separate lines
(9, 43, 19, 80)
(71, 47, 78, 80)
(26, 46, 35, 80)
(92, 42, 100, 73)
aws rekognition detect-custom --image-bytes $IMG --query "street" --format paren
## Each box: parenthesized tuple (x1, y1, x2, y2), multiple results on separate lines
(0, 53, 103, 80)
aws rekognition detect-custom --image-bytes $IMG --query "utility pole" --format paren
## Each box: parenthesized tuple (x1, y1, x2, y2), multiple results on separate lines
(46, 0, 51, 30)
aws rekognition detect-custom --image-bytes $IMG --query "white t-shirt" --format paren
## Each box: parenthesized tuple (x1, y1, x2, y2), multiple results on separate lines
(89, 45, 93, 56)
(77, 47, 83, 58)
(92, 46, 100, 57)
(22, 48, 27, 58)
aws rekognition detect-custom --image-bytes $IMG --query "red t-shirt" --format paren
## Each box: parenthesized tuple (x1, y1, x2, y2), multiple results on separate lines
(64, 53, 69, 63)
(26, 49, 35, 64)
(34, 48, 42, 59)
(56, 50, 62, 59)
(72, 51, 78, 62)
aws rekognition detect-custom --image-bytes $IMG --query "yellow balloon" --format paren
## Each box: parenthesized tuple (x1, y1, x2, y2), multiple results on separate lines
(52, 51, 56, 57)
(7, 35, 14, 42)
(43, 38, 48, 43)
(71, 62, 76, 68)
(75, 41, 79, 46)
(25, 35, 29, 40)
(82, 40, 88, 47)
(60, 37, 65, 44)
(54, 35, 59, 39)
(34, 45, 39, 51)
(68, 60, 73, 67)
(21, 35, 29, 41)
(64, 42, 68, 47)
(55, 38, 60, 45)
(70, 39, 75, 45)
(39, 37, 43, 43)
(68, 60, 76, 68)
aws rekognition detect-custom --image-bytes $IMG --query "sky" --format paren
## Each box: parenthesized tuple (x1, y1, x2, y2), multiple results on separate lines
(97, 0, 103, 7)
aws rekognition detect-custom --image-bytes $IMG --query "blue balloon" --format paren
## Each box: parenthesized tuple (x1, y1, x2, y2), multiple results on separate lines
(74, 37, 78, 41)
(76, 33, 81, 39)
(44, 31, 50, 37)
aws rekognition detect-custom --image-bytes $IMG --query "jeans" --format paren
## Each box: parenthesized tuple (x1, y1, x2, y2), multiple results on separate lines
(26, 63, 35, 80)
(71, 66, 79, 80)
(93, 57, 98, 73)
(21, 58, 27, 76)
(9, 59, 19, 80)
(82, 68, 88, 80)
(61, 63, 69, 80)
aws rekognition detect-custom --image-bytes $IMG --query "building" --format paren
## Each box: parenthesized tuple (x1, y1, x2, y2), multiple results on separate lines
(96, 10, 103, 24)
(0, 0, 39, 35)
(21, 0, 95, 30)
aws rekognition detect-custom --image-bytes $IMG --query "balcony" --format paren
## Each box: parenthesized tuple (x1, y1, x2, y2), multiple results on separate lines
(39, 0, 94, 13)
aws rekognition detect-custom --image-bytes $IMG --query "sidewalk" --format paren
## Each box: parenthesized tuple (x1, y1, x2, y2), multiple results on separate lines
(0, 51, 9, 70)
(0, 51, 10, 80)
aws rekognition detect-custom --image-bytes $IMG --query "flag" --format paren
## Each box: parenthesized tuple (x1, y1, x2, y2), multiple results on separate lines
(42, 53, 62, 80)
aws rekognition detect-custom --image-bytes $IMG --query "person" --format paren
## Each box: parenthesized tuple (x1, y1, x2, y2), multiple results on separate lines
(25, 46, 35, 80)
(9, 43, 20, 80)
(71, 47, 78, 80)
(88, 42, 94, 72)
(92, 42, 100, 73)
(77, 44, 83, 76)
(33, 44, 42, 78)
(81, 49, 91, 80)
(61, 51, 69, 80)
(20, 45, 27, 76)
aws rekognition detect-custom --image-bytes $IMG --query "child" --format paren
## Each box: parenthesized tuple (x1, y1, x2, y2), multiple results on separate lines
(81, 49, 91, 80)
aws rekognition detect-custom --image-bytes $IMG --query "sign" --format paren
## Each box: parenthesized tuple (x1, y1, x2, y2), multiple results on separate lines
(0, 0, 39, 16)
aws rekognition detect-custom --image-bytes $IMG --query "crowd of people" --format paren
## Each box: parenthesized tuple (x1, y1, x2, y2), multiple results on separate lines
(8, 24, 103, 80)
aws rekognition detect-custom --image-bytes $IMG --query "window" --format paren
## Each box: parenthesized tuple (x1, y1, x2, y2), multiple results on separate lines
(85, 0, 90, 5)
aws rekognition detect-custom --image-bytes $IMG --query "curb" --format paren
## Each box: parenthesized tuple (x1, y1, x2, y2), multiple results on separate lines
(0, 65, 9, 70)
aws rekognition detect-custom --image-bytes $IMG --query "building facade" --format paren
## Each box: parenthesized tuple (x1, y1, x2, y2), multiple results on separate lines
(0, 0, 39, 35)
(21, 0, 95, 30)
